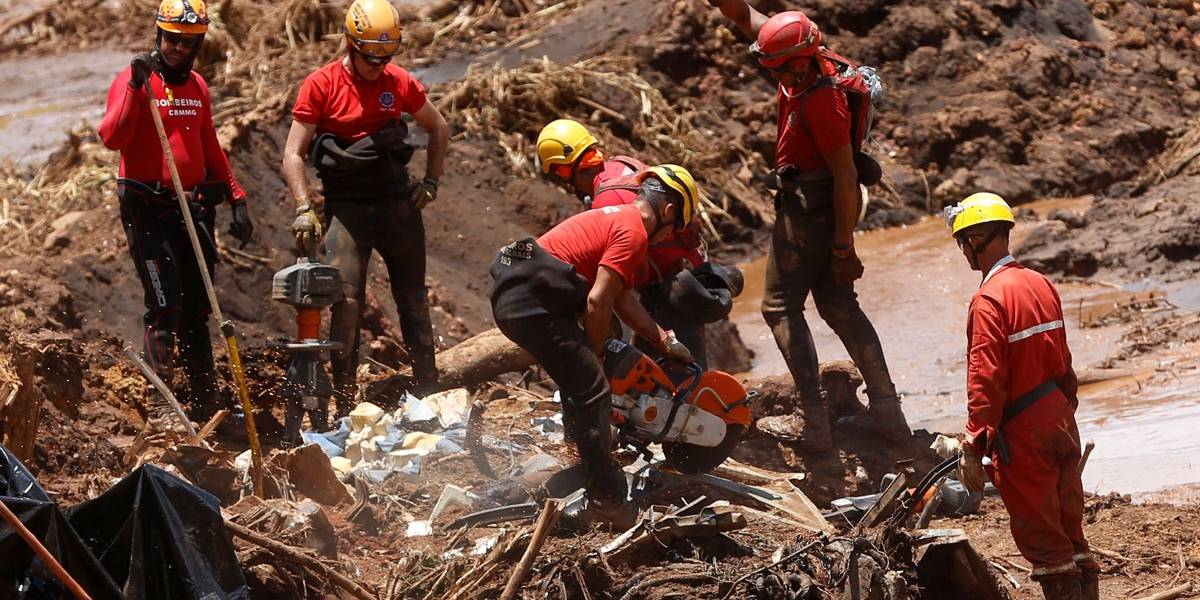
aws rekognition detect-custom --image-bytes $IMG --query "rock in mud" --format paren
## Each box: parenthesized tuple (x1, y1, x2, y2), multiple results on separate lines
(1019, 175, 1200, 280)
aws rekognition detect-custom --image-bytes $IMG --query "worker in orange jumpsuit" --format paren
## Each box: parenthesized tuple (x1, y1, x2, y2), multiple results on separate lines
(947, 193, 1098, 600)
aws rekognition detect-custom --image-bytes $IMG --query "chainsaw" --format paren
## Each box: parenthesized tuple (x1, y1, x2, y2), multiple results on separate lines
(603, 338, 753, 474)
(269, 246, 343, 444)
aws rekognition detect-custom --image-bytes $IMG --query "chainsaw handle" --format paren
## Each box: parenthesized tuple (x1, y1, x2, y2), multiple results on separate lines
(643, 359, 705, 445)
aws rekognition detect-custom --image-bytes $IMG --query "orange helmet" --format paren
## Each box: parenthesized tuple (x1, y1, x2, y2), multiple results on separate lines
(344, 0, 402, 59)
(156, 0, 209, 35)
(751, 11, 821, 69)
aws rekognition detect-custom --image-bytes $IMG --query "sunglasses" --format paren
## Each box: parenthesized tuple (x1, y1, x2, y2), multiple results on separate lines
(359, 52, 392, 67)
(955, 232, 990, 250)
(161, 31, 202, 49)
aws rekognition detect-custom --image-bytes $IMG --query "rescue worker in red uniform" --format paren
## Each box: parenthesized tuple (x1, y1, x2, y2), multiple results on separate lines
(282, 0, 450, 409)
(490, 165, 698, 521)
(99, 0, 254, 423)
(947, 193, 1098, 600)
(535, 119, 744, 367)
(709, 2, 910, 450)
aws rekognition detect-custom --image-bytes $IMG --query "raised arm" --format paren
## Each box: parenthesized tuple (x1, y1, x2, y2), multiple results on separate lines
(706, 0, 769, 39)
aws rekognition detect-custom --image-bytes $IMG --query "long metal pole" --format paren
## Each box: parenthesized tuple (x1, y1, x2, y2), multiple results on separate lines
(142, 71, 265, 497)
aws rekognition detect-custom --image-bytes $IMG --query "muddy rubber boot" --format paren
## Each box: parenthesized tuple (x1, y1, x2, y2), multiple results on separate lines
(1079, 571, 1098, 600)
(867, 395, 913, 442)
(799, 392, 833, 452)
(1038, 576, 1084, 600)
(755, 393, 832, 450)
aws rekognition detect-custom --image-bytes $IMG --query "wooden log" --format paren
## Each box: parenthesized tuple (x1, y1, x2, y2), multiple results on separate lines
(418, 0, 459, 21)
(364, 327, 533, 402)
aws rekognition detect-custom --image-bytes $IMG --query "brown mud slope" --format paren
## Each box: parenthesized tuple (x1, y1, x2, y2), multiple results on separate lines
(1020, 175, 1200, 281)
(1019, 109, 1200, 283)
(624, 0, 1200, 227)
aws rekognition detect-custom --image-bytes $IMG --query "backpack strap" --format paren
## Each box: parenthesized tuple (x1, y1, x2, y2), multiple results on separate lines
(595, 176, 643, 196)
(608, 155, 648, 173)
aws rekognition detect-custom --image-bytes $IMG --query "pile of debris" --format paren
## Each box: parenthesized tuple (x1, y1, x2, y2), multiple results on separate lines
(433, 55, 773, 236)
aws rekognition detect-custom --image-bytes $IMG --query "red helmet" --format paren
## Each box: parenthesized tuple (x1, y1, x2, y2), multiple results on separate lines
(751, 11, 822, 68)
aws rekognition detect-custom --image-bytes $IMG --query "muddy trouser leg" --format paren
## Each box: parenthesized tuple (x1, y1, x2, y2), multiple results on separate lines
(760, 210, 822, 401)
(120, 198, 184, 385)
(794, 214, 897, 406)
(175, 213, 224, 422)
(989, 396, 1084, 589)
(325, 208, 371, 415)
(378, 198, 438, 385)
(496, 315, 626, 502)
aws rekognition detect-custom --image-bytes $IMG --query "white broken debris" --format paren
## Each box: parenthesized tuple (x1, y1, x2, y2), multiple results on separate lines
(531, 413, 564, 442)
(301, 395, 473, 484)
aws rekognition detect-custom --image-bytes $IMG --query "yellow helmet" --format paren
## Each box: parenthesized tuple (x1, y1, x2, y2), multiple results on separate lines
(344, 0, 402, 59)
(639, 164, 699, 228)
(945, 192, 1015, 235)
(156, 0, 209, 34)
(536, 119, 599, 175)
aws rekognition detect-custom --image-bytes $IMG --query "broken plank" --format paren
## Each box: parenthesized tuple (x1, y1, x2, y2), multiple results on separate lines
(853, 471, 906, 535)
(499, 498, 562, 600)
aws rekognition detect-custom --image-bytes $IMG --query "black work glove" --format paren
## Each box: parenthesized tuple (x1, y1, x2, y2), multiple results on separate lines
(830, 245, 864, 286)
(411, 176, 438, 210)
(130, 53, 154, 89)
(228, 201, 254, 247)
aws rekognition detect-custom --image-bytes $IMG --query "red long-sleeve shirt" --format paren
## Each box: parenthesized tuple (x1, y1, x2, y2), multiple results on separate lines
(98, 67, 245, 202)
(965, 256, 1079, 451)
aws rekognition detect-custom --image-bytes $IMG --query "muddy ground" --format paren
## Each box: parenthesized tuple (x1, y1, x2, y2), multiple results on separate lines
(2, 0, 1200, 598)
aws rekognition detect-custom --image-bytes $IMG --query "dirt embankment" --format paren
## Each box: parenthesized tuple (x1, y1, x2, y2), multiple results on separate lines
(617, 0, 1200, 227)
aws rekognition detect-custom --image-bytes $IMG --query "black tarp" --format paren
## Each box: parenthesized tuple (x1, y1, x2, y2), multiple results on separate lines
(0, 443, 124, 600)
(68, 465, 249, 600)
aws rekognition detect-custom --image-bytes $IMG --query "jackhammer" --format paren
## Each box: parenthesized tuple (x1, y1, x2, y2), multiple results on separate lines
(270, 246, 343, 444)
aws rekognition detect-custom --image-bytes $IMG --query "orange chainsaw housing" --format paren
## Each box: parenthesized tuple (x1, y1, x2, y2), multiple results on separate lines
(603, 339, 751, 427)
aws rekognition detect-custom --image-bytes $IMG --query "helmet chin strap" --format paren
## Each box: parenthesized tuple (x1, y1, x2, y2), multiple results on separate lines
(963, 227, 1002, 271)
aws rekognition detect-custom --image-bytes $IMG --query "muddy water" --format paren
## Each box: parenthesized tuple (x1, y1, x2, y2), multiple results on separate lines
(730, 198, 1200, 499)
(410, 0, 658, 86)
(0, 49, 129, 165)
